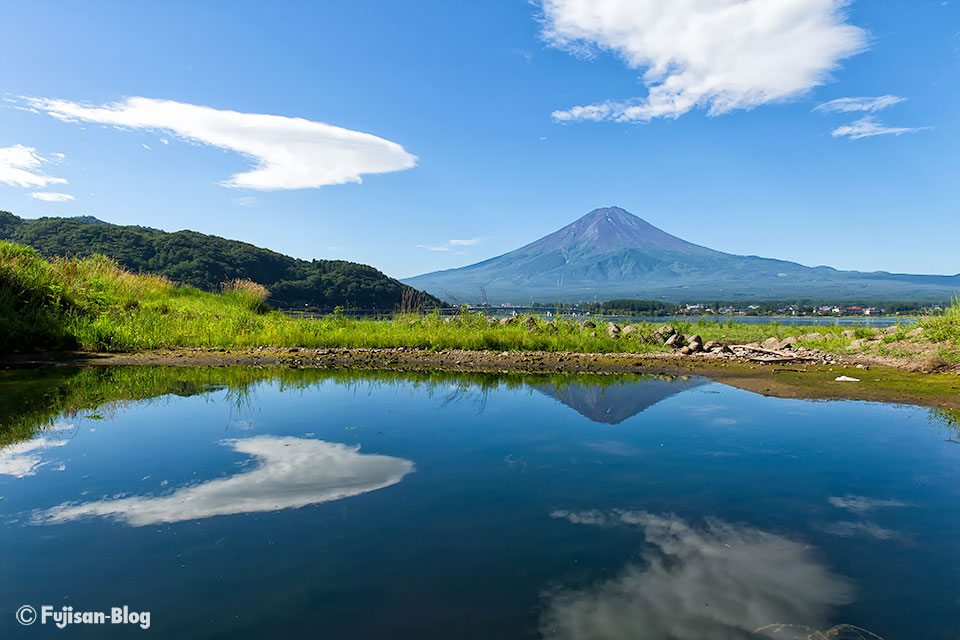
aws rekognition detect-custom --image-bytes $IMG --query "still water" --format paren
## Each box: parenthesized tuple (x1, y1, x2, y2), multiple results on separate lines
(0, 367, 958, 639)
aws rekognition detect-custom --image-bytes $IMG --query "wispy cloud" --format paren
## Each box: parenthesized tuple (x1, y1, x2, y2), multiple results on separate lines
(0, 144, 67, 188)
(25, 96, 418, 190)
(814, 95, 906, 113)
(418, 236, 491, 252)
(541, 0, 868, 123)
(830, 116, 930, 140)
(449, 236, 491, 246)
(511, 48, 534, 63)
(233, 196, 257, 207)
(30, 191, 74, 202)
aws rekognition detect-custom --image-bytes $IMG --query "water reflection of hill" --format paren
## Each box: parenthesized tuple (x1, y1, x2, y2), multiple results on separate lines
(534, 375, 708, 424)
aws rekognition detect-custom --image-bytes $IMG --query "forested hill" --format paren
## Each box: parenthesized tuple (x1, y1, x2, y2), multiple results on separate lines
(0, 211, 440, 310)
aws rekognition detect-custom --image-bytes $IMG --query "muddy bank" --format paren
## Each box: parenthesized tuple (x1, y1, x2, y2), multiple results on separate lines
(2, 346, 958, 411)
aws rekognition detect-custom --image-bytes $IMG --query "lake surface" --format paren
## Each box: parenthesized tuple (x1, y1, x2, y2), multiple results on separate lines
(1, 367, 958, 639)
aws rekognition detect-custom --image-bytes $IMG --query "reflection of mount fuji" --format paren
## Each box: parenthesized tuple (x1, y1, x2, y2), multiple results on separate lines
(534, 375, 707, 424)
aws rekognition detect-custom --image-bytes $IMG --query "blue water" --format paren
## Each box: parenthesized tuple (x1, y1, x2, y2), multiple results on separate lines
(1, 369, 958, 639)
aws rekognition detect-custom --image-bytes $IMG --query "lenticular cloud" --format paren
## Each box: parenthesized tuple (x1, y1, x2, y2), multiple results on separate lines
(26, 96, 418, 190)
(541, 0, 869, 122)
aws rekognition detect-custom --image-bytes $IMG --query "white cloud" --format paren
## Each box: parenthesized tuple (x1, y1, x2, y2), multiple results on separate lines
(0, 436, 69, 478)
(37, 436, 414, 526)
(544, 510, 854, 639)
(830, 116, 929, 140)
(814, 95, 905, 113)
(233, 196, 257, 207)
(540, 0, 868, 122)
(449, 236, 491, 246)
(0, 144, 67, 188)
(30, 192, 74, 202)
(26, 96, 418, 190)
(419, 236, 491, 252)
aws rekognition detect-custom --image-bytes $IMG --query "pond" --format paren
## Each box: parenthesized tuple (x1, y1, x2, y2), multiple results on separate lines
(1, 367, 958, 639)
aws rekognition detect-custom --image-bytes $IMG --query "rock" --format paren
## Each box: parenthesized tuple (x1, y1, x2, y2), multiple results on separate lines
(622, 325, 638, 336)
(488, 317, 498, 325)
(680, 346, 693, 355)
(689, 341, 702, 352)
(658, 324, 677, 337)
(524, 317, 538, 332)
(543, 321, 558, 334)
(841, 329, 856, 339)
(761, 337, 781, 350)
(702, 340, 720, 351)
(665, 333, 683, 348)
(849, 339, 865, 349)
(803, 332, 824, 342)
(780, 336, 798, 349)
(907, 327, 924, 337)
(648, 332, 667, 344)
(589, 331, 597, 337)
(607, 322, 621, 338)
(499, 317, 513, 327)
(721, 345, 733, 354)
(686, 334, 702, 345)
(581, 320, 597, 329)
(443, 317, 455, 325)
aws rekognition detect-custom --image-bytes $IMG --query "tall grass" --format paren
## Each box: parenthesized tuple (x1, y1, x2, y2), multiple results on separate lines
(921, 294, 960, 343)
(1, 240, 916, 355)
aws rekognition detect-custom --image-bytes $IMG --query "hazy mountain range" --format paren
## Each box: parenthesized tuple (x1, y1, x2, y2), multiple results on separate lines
(404, 207, 960, 304)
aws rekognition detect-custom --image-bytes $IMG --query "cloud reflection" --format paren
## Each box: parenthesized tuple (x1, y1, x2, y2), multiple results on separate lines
(37, 437, 414, 526)
(0, 435, 69, 478)
(827, 495, 908, 516)
(543, 510, 853, 639)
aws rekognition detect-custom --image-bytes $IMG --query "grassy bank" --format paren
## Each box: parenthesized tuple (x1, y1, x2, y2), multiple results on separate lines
(2, 241, 958, 358)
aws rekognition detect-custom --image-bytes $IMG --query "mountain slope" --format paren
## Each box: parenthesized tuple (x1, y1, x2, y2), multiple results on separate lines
(0, 211, 440, 310)
(404, 207, 960, 303)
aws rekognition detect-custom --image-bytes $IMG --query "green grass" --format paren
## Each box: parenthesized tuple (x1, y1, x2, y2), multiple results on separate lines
(922, 295, 960, 343)
(0, 240, 947, 356)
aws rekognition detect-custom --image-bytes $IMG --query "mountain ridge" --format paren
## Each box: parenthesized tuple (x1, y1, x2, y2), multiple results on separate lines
(0, 211, 440, 310)
(404, 207, 960, 304)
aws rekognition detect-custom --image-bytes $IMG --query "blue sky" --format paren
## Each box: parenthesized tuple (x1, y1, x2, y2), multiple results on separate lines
(1, 0, 957, 278)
